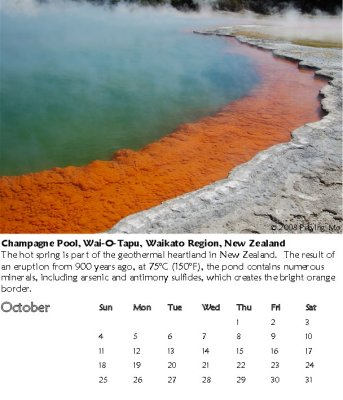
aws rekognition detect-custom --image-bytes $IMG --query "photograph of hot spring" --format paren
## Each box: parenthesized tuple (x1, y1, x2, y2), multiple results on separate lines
(0, 0, 342, 234)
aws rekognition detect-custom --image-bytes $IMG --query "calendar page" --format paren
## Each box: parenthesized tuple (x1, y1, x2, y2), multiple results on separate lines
(1, 1, 342, 399)
(0, 234, 342, 400)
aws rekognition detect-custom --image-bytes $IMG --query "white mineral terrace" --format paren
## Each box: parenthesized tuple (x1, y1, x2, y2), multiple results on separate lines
(109, 27, 342, 234)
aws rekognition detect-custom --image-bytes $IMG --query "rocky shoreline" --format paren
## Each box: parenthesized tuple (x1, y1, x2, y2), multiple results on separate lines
(109, 27, 342, 234)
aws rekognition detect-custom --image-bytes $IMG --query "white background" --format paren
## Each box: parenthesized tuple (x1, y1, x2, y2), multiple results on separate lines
(0, 234, 342, 400)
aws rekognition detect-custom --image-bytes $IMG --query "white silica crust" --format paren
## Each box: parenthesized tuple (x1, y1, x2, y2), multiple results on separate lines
(108, 27, 342, 234)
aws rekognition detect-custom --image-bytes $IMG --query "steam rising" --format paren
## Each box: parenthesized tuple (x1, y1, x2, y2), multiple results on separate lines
(2, 0, 341, 43)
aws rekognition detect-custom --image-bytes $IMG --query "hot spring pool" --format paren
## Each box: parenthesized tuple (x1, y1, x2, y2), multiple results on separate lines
(0, 2, 260, 176)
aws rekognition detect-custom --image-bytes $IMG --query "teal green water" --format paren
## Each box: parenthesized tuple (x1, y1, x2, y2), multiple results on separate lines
(0, 3, 260, 176)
